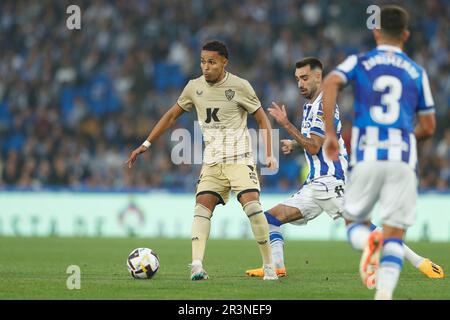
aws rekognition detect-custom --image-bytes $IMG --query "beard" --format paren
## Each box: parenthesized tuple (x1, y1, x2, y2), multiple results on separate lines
(303, 87, 317, 100)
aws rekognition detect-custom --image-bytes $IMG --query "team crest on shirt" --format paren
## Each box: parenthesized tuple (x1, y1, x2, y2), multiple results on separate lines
(316, 109, 324, 122)
(316, 114, 324, 122)
(225, 89, 235, 101)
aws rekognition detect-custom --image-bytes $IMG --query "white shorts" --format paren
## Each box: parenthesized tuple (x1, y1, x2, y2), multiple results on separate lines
(282, 176, 345, 226)
(343, 161, 417, 229)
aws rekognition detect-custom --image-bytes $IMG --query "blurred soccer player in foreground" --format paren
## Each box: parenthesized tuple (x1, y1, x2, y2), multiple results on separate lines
(127, 40, 278, 280)
(323, 5, 442, 299)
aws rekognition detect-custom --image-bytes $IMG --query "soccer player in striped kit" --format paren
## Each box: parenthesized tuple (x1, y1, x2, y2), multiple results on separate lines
(323, 5, 442, 299)
(246, 57, 443, 282)
(245, 57, 348, 277)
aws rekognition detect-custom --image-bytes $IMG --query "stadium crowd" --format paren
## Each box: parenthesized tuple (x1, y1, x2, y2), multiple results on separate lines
(0, 0, 448, 191)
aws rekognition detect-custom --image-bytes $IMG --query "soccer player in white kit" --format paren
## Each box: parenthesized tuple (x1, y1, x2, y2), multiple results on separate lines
(246, 57, 443, 282)
(323, 5, 442, 299)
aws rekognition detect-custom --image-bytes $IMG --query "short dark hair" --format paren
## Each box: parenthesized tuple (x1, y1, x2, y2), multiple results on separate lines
(202, 40, 229, 59)
(381, 5, 409, 39)
(295, 57, 323, 71)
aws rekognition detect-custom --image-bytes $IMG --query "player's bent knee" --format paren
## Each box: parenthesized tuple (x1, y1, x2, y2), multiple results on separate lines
(194, 203, 213, 220)
(242, 200, 263, 218)
(243, 201, 268, 244)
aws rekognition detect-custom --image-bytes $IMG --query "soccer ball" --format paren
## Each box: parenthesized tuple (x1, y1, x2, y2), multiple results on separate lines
(127, 247, 160, 279)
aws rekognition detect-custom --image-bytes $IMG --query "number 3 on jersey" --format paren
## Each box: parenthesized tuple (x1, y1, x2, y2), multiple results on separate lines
(370, 75, 402, 125)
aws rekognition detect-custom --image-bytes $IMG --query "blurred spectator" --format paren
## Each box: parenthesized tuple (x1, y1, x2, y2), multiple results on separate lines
(0, 0, 448, 192)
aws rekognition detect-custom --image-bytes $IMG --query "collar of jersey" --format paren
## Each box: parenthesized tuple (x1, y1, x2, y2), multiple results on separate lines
(304, 91, 323, 108)
(376, 44, 402, 53)
(205, 72, 229, 87)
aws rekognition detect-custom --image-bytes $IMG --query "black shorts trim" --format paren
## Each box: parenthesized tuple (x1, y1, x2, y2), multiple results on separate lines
(236, 188, 260, 201)
(196, 191, 225, 206)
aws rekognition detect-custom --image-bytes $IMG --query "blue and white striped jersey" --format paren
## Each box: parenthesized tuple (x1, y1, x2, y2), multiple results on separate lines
(332, 45, 435, 169)
(301, 92, 348, 183)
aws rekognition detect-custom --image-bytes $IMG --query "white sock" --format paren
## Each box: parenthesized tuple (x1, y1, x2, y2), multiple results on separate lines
(191, 259, 202, 267)
(375, 289, 393, 300)
(347, 223, 371, 250)
(268, 224, 285, 269)
(376, 238, 404, 300)
(403, 244, 424, 268)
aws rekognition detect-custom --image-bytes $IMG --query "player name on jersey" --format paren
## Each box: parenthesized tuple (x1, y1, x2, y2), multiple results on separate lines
(361, 53, 420, 79)
(333, 45, 435, 170)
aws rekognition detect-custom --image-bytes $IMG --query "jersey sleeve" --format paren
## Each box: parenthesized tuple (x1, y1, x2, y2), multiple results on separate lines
(309, 107, 325, 138)
(177, 80, 194, 112)
(331, 54, 358, 85)
(239, 80, 261, 114)
(416, 69, 435, 115)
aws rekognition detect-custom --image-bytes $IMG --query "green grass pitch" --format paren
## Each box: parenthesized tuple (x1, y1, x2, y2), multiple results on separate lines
(0, 237, 448, 300)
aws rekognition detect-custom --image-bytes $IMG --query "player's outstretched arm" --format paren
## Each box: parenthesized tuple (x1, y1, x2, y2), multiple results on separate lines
(415, 113, 436, 141)
(322, 73, 344, 160)
(268, 102, 323, 155)
(252, 107, 277, 170)
(125, 103, 185, 168)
